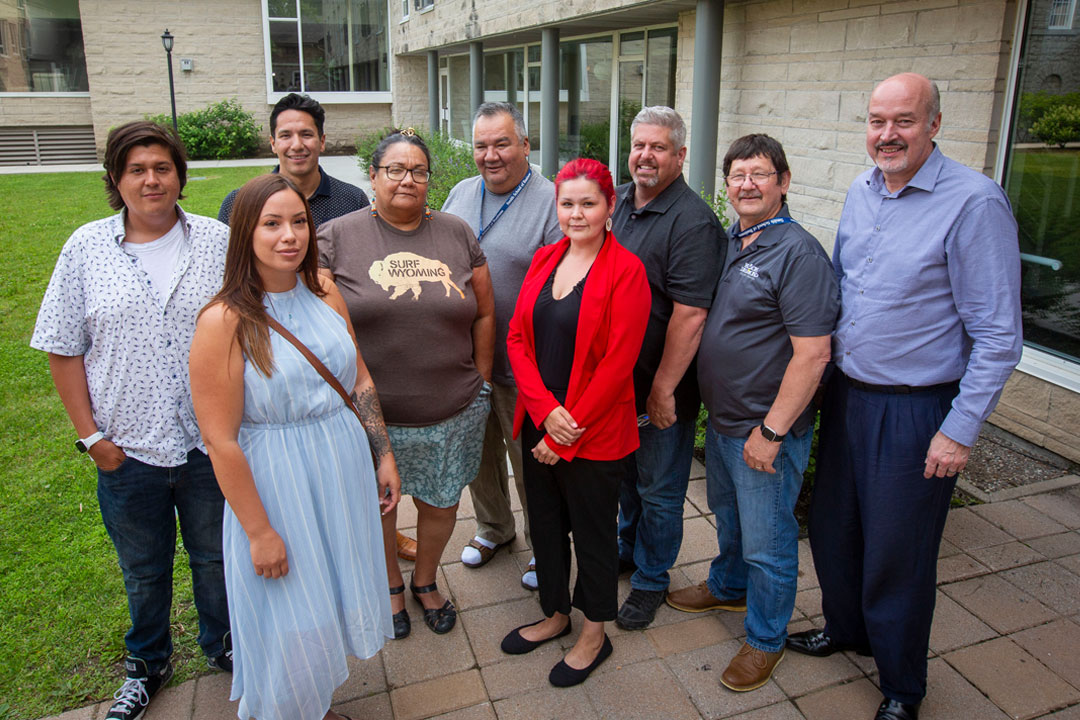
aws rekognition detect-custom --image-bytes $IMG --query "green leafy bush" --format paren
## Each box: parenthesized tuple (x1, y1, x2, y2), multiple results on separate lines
(147, 99, 261, 160)
(1030, 104, 1080, 148)
(355, 127, 478, 211)
(1017, 91, 1080, 143)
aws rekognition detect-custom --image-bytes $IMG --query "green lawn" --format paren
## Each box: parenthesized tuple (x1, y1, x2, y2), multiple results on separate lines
(0, 165, 265, 720)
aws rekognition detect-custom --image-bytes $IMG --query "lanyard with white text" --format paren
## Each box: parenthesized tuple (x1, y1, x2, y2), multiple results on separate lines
(478, 168, 532, 240)
(732, 216, 797, 240)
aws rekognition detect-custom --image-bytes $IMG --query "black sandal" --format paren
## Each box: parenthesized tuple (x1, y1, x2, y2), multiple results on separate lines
(389, 585, 410, 639)
(409, 581, 457, 634)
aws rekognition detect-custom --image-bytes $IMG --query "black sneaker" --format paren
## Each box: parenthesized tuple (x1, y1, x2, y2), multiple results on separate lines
(207, 631, 233, 672)
(616, 588, 667, 630)
(105, 657, 174, 720)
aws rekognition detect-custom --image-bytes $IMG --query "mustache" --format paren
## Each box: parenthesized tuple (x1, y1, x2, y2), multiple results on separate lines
(875, 141, 907, 151)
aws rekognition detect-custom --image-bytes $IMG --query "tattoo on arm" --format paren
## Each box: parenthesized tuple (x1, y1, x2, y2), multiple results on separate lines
(353, 386, 392, 468)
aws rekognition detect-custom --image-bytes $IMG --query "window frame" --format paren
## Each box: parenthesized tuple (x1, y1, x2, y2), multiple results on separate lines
(0, 4, 90, 97)
(1047, 0, 1076, 29)
(261, 0, 392, 105)
(994, 0, 1080, 389)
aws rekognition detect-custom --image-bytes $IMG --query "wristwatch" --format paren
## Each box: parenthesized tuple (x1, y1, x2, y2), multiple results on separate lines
(759, 423, 785, 442)
(75, 431, 105, 453)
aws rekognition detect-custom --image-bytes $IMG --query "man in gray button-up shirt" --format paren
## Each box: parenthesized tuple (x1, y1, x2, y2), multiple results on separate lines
(787, 73, 1022, 720)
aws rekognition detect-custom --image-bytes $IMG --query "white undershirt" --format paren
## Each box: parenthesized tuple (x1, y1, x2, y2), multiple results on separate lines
(123, 219, 185, 307)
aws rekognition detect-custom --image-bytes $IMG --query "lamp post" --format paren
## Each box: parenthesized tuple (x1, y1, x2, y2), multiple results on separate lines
(161, 29, 178, 133)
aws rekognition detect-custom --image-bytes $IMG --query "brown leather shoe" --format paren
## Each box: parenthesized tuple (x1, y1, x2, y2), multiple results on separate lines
(396, 531, 417, 561)
(720, 642, 784, 692)
(666, 582, 747, 613)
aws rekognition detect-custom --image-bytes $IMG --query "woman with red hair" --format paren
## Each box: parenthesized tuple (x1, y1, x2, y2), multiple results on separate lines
(501, 158, 650, 686)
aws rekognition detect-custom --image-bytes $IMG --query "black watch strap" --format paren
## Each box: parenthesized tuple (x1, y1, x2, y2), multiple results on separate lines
(759, 423, 785, 442)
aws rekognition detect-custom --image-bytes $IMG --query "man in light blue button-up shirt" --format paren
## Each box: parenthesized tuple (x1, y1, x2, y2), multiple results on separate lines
(787, 74, 1022, 720)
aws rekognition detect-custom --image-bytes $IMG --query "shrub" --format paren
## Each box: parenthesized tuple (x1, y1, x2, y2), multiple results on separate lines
(1030, 104, 1080, 148)
(1017, 91, 1080, 143)
(355, 127, 478, 211)
(147, 99, 261, 160)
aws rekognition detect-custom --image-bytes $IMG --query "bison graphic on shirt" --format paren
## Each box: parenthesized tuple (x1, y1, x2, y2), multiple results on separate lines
(368, 251, 465, 300)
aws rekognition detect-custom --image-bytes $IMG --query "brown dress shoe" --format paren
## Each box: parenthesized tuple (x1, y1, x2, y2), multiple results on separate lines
(396, 531, 417, 561)
(666, 582, 747, 613)
(720, 642, 784, 692)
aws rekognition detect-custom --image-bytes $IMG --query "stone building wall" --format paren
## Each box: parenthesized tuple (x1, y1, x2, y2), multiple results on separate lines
(75, 0, 389, 155)
(0, 96, 91, 127)
(702, 0, 1018, 249)
(991, 371, 1080, 464)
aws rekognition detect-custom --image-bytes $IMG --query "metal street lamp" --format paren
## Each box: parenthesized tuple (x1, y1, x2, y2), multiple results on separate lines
(161, 29, 178, 132)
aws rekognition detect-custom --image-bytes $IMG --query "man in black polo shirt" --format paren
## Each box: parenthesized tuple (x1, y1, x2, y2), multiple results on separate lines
(668, 134, 838, 692)
(613, 106, 724, 630)
(217, 93, 369, 226)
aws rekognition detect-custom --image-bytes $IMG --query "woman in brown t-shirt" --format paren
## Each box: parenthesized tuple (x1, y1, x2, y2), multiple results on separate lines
(318, 130, 495, 639)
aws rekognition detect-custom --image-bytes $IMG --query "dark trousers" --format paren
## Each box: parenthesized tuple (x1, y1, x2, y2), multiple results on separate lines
(809, 372, 958, 705)
(97, 449, 230, 673)
(523, 421, 624, 622)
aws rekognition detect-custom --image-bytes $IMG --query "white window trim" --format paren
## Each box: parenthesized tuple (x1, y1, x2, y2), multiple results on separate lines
(995, 0, 1080, 389)
(261, 0, 392, 103)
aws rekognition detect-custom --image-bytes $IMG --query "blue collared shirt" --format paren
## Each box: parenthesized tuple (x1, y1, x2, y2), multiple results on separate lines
(832, 146, 1022, 446)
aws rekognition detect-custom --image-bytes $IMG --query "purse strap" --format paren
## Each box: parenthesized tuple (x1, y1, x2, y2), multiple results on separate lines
(265, 315, 373, 447)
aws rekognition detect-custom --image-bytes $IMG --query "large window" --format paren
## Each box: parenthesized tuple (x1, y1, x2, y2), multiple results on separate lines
(0, 0, 87, 94)
(1001, 0, 1080, 363)
(457, 26, 675, 175)
(265, 0, 389, 100)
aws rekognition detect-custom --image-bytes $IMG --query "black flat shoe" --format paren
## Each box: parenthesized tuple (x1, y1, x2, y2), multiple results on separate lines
(410, 581, 457, 634)
(501, 619, 573, 655)
(389, 585, 410, 639)
(875, 698, 919, 720)
(786, 629, 872, 657)
(549, 634, 613, 687)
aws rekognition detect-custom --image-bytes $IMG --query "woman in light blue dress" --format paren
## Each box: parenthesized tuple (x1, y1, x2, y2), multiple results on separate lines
(190, 174, 401, 720)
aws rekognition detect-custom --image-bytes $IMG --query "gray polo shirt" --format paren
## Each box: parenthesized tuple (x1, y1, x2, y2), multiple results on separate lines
(698, 205, 839, 438)
(442, 166, 562, 385)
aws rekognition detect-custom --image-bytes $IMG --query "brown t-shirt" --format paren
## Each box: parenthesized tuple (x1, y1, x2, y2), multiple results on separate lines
(318, 209, 487, 426)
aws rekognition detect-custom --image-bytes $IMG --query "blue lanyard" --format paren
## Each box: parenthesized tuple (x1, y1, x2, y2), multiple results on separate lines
(732, 215, 796, 240)
(478, 168, 532, 240)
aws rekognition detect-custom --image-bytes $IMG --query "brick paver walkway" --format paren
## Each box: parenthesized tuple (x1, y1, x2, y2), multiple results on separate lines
(43, 462, 1080, 720)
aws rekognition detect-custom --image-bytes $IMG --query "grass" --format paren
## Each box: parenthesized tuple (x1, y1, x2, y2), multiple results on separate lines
(0, 165, 265, 720)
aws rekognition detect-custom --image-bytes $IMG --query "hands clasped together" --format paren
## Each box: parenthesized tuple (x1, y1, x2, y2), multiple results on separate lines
(533, 406, 586, 465)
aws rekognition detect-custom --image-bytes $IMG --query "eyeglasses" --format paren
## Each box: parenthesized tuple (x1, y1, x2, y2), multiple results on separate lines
(377, 165, 431, 183)
(725, 171, 778, 186)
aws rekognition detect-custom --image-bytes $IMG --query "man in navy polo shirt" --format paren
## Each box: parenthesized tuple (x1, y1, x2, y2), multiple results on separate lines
(217, 93, 369, 226)
(668, 134, 838, 692)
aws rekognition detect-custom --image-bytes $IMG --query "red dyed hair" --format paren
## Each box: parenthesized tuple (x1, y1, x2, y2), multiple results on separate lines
(555, 158, 616, 208)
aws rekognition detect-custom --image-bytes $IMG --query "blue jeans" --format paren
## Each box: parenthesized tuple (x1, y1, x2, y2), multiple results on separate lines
(618, 418, 695, 591)
(97, 449, 230, 674)
(705, 425, 812, 653)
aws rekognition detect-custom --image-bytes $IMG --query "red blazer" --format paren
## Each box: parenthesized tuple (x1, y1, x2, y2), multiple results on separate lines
(507, 232, 651, 462)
